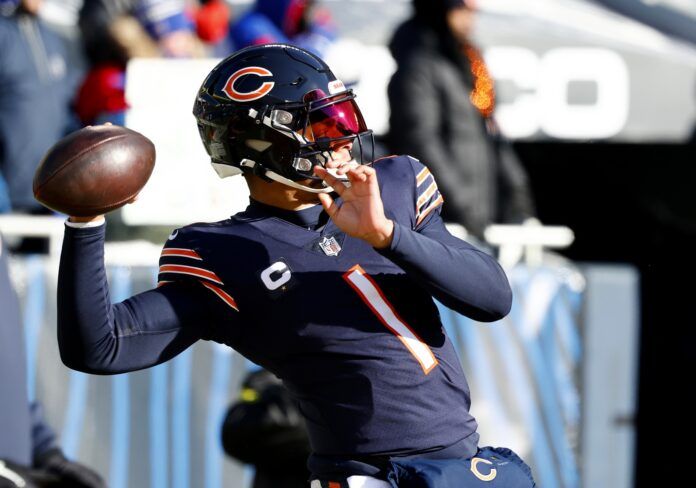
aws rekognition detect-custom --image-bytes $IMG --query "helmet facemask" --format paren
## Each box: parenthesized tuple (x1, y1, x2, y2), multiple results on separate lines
(242, 88, 374, 193)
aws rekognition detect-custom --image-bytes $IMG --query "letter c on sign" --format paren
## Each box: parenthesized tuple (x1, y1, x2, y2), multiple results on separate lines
(223, 67, 275, 102)
(471, 457, 497, 482)
(261, 261, 291, 291)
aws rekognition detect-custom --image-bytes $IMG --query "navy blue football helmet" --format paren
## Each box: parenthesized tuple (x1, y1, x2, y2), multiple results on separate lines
(193, 43, 373, 192)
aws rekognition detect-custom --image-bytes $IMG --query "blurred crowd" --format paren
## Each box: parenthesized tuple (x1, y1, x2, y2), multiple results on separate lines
(0, 0, 534, 237)
(0, 0, 344, 215)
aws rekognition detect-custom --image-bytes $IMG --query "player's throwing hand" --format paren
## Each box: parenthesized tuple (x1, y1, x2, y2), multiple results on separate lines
(314, 165, 394, 249)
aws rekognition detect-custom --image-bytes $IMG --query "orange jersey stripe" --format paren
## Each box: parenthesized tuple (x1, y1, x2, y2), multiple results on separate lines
(416, 181, 438, 209)
(201, 281, 239, 312)
(161, 248, 202, 260)
(416, 167, 431, 186)
(416, 195, 444, 225)
(158, 264, 223, 285)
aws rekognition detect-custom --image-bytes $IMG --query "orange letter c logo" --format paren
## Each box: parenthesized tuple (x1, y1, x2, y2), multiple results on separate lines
(223, 67, 275, 102)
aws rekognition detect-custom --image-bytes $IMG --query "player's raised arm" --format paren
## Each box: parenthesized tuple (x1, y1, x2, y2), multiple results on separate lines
(57, 219, 213, 374)
(33, 124, 217, 374)
(314, 161, 512, 322)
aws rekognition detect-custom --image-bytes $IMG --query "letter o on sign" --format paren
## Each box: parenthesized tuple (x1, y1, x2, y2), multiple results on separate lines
(485, 47, 629, 140)
(539, 48, 629, 139)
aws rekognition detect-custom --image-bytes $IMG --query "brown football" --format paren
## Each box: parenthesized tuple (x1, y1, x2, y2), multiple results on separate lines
(33, 124, 156, 217)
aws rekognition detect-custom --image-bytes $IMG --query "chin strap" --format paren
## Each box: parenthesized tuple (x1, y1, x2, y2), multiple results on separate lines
(236, 154, 353, 194)
(265, 165, 353, 194)
(263, 170, 335, 194)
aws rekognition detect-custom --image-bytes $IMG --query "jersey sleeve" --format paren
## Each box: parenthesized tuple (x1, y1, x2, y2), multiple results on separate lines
(410, 157, 445, 230)
(158, 229, 240, 313)
(374, 157, 512, 322)
(57, 223, 213, 374)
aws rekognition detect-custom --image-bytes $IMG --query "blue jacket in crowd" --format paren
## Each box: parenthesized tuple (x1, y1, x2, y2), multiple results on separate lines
(0, 11, 74, 213)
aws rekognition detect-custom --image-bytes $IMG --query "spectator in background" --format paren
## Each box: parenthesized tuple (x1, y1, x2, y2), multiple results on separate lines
(387, 0, 535, 238)
(194, 0, 232, 56)
(79, 0, 202, 62)
(0, 0, 76, 214)
(76, 0, 209, 126)
(0, 233, 105, 488)
(230, 0, 336, 57)
(222, 369, 311, 488)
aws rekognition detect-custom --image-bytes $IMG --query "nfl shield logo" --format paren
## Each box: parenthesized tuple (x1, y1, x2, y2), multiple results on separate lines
(319, 236, 342, 256)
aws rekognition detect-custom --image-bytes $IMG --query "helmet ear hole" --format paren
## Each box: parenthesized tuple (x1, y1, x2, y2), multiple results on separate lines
(245, 139, 273, 153)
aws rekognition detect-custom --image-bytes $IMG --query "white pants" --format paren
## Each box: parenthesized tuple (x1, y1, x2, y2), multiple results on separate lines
(310, 475, 391, 488)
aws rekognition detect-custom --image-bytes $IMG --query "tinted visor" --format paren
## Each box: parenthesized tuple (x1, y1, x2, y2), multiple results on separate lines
(302, 90, 368, 143)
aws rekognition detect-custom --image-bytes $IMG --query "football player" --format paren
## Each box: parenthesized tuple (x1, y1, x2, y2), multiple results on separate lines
(57, 44, 535, 487)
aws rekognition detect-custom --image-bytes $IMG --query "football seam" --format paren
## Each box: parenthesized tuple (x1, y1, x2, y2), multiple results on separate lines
(34, 133, 130, 195)
(57, 191, 143, 211)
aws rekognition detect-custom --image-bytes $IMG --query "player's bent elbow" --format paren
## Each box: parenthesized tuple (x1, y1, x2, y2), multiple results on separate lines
(445, 288, 511, 323)
(58, 349, 97, 374)
(58, 346, 111, 375)
(476, 280, 513, 323)
(483, 263, 514, 321)
(57, 329, 122, 375)
(492, 279, 513, 320)
(482, 302, 511, 322)
(59, 354, 124, 375)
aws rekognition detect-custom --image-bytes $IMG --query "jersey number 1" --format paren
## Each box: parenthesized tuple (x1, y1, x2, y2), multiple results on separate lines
(343, 265, 438, 374)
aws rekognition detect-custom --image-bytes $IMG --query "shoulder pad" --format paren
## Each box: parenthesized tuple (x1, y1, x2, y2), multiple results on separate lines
(408, 157, 444, 228)
(158, 224, 221, 287)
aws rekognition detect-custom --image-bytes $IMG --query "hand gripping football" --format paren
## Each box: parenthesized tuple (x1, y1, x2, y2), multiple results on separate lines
(33, 124, 156, 217)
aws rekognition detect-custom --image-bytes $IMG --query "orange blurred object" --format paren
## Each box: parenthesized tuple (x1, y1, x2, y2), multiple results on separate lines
(464, 44, 495, 119)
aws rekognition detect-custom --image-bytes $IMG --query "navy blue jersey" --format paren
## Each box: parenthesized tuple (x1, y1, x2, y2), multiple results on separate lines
(58, 156, 512, 462)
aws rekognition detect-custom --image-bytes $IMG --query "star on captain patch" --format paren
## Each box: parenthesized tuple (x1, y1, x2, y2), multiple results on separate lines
(318, 236, 342, 256)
